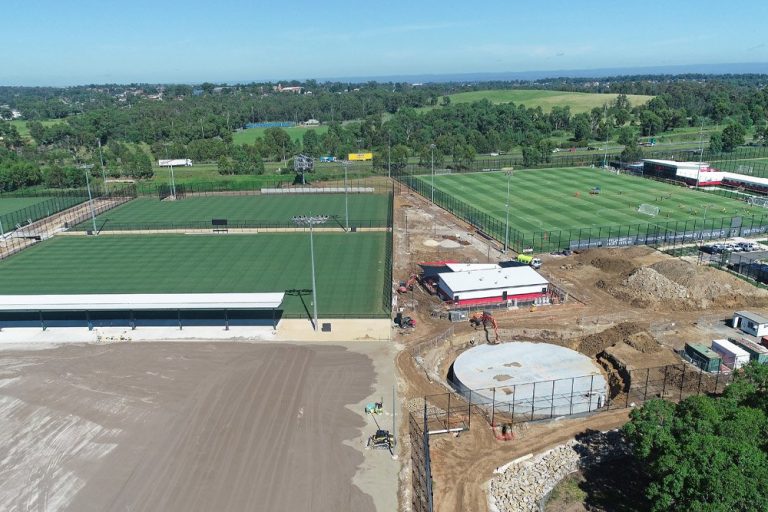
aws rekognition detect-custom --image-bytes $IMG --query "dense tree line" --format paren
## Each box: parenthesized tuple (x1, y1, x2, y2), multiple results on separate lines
(624, 363, 768, 511)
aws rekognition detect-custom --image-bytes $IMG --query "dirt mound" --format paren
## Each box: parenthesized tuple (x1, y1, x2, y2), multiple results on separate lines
(625, 332, 661, 353)
(577, 322, 647, 357)
(588, 257, 637, 276)
(608, 258, 768, 311)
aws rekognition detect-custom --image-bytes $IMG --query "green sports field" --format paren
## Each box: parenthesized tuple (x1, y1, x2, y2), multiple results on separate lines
(233, 125, 329, 145)
(83, 193, 391, 229)
(0, 233, 388, 316)
(421, 90, 654, 114)
(414, 167, 763, 235)
(0, 197, 55, 217)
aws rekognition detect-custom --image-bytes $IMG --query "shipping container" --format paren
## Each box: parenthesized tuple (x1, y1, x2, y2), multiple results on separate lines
(729, 337, 768, 364)
(685, 343, 722, 372)
(711, 339, 750, 370)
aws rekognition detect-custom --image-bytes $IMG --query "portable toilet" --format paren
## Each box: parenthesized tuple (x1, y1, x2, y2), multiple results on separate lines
(684, 343, 722, 372)
(711, 339, 750, 370)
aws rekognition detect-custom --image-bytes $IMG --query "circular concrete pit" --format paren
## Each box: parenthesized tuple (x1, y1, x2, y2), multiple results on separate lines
(450, 342, 607, 418)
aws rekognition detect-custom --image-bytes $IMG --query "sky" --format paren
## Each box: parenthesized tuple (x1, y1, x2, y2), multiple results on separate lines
(3, 0, 768, 86)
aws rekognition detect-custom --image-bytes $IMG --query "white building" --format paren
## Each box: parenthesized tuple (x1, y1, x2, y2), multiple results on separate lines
(437, 266, 549, 306)
(711, 339, 750, 370)
(732, 311, 768, 337)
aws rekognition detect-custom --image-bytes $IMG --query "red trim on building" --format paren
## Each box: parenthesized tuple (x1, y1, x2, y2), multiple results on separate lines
(448, 292, 547, 306)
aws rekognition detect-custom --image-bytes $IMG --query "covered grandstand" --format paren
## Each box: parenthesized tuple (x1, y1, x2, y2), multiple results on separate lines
(0, 293, 285, 330)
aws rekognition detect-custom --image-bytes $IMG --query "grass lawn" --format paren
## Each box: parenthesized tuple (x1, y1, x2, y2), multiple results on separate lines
(421, 90, 653, 113)
(0, 197, 56, 217)
(0, 233, 389, 316)
(9, 119, 65, 140)
(413, 167, 761, 235)
(233, 125, 329, 145)
(84, 193, 391, 228)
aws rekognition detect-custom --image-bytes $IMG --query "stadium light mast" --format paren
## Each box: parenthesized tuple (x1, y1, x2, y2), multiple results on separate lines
(430, 143, 436, 203)
(387, 134, 392, 179)
(292, 214, 329, 331)
(97, 139, 108, 195)
(344, 160, 349, 231)
(696, 120, 705, 188)
(84, 168, 98, 235)
(504, 170, 513, 252)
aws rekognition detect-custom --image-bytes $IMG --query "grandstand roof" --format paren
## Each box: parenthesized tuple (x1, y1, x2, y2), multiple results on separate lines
(0, 293, 285, 312)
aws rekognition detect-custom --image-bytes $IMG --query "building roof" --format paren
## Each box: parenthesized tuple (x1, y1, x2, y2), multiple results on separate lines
(439, 266, 548, 294)
(0, 293, 285, 312)
(643, 159, 708, 169)
(712, 339, 750, 358)
(445, 263, 500, 272)
(735, 310, 768, 325)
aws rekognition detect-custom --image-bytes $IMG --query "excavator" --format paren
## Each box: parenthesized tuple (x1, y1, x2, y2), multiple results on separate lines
(397, 274, 419, 294)
(470, 310, 500, 344)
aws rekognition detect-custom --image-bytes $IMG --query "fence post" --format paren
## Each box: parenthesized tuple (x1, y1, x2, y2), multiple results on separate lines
(491, 387, 496, 427)
(447, 393, 451, 431)
(550, 380, 556, 418)
(714, 369, 721, 394)
(570, 378, 575, 414)
(643, 367, 650, 402)
(661, 365, 669, 399)
(697, 366, 703, 395)
(679, 366, 686, 401)
(531, 382, 536, 421)
(588, 375, 594, 412)
(467, 389, 472, 430)
(511, 385, 516, 422)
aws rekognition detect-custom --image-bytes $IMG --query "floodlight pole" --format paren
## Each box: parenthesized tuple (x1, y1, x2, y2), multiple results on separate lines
(309, 219, 319, 330)
(85, 168, 98, 234)
(0, 219, 4, 238)
(430, 144, 436, 203)
(387, 135, 392, 179)
(504, 171, 513, 252)
(344, 161, 349, 231)
(293, 214, 328, 331)
(696, 120, 704, 188)
(170, 164, 177, 200)
(97, 139, 107, 195)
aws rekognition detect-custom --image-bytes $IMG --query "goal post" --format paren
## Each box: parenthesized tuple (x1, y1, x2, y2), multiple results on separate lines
(637, 203, 660, 217)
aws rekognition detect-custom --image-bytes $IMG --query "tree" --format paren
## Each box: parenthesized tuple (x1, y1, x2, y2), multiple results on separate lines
(571, 113, 592, 142)
(418, 145, 444, 168)
(596, 121, 610, 142)
(440, 96, 451, 107)
(624, 363, 768, 512)
(721, 122, 746, 152)
(640, 110, 664, 136)
(451, 143, 476, 170)
(302, 130, 321, 157)
(620, 141, 643, 162)
(522, 145, 543, 167)
(617, 126, 635, 146)
(709, 132, 724, 153)
(263, 127, 294, 161)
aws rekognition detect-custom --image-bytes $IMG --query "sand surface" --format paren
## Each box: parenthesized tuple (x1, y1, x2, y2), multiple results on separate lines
(0, 341, 391, 511)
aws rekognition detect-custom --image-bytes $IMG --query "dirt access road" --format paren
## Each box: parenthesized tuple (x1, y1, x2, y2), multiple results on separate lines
(0, 341, 396, 512)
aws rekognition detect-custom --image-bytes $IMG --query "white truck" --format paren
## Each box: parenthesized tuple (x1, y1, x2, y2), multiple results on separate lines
(158, 159, 192, 167)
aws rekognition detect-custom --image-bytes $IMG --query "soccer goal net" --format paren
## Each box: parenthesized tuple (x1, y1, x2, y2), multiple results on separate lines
(638, 203, 660, 216)
(747, 196, 768, 208)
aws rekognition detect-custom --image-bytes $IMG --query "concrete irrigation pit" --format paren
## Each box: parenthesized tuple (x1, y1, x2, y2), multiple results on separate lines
(449, 342, 608, 419)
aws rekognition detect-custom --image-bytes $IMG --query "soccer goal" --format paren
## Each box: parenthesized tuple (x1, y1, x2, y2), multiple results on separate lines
(638, 203, 660, 216)
(747, 196, 768, 208)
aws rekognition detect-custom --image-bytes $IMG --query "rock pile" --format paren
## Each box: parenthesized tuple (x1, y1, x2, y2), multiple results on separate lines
(487, 430, 629, 512)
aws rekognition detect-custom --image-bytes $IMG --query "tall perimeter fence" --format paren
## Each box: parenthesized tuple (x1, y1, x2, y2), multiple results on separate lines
(393, 145, 768, 253)
(409, 356, 738, 512)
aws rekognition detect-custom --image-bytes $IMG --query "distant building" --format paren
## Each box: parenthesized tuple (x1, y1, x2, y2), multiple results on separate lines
(303, 119, 320, 126)
(274, 84, 303, 94)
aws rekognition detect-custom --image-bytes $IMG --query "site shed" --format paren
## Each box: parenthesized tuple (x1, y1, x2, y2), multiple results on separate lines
(729, 337, 768, 364)
(733, 311, 768, 337)
(684, 343, 722, 372)
(711, 339, 750, 370)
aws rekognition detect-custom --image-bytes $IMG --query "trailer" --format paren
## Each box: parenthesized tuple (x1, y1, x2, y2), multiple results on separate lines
(729, 337, 768, 364)
(158, 159, 193, 167)
(711, 339, 750, 370)
(684, 343, 722, 372)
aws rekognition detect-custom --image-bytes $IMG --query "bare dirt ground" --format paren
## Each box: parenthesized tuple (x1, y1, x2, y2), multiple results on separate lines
(390, 183, 768, 512)
(0, 341, 397, 512)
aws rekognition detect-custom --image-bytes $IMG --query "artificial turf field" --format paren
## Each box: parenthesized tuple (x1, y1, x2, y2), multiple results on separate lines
(415, 167, 762, 234)
(0, 197, 58, 217)
(0, 233, 388, 317)
(83, 193, 391, 228)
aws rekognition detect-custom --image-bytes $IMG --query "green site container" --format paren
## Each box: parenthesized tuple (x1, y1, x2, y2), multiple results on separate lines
(729, 338, 768, 364)
(685, 343, 722, 372)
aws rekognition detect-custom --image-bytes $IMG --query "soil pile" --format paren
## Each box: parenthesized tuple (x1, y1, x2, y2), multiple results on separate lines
(625, 332, 661, 353)
(577, 322, 647, 356)
(609, 258, 768, 311)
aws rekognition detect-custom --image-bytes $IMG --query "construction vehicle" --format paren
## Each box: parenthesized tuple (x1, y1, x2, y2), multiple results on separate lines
(365, 401, 383, 415)
(470, 310, 500, 344)
(398, 274, 419, 294)
(395, 312, 416, 329)
(516, 254, 542, 269)
(367, 429, 395, 450)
